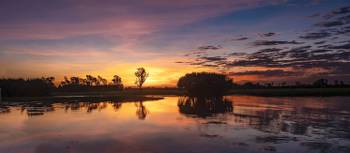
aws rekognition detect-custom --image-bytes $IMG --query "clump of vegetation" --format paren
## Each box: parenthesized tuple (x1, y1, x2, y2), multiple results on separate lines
(0, 77, 55, 97)
(58, 74, 124, 92)
(177, 72, 233, 97)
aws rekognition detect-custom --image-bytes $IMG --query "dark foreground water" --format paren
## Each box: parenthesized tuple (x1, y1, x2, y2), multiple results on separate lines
(0, 96, 350, 153)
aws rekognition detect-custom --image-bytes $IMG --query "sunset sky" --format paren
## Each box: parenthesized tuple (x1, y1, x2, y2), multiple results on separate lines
(0, 0, 349, 86)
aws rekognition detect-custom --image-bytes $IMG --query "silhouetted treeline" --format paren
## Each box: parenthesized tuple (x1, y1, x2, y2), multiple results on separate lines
(1, 72, 350, 98)
(57, 75, 123, 92)
(0, 77, 55, 97)
(177, 73, 350, 96)
(0, 75, 124, 97)
(235, 78, 350, 89)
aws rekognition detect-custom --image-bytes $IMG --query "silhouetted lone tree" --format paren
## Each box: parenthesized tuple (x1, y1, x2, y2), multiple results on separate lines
(177, 72, 233, 97)
(135, 67, 149, 89)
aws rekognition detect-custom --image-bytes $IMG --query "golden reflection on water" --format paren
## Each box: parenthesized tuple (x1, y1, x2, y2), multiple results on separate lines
(0, 96, 350, 153)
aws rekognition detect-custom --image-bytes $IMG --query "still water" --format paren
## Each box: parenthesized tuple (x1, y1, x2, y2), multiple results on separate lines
(0, 96, 350, 153)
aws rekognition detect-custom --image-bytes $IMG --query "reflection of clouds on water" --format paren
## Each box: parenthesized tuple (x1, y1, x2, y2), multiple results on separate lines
(0, 96, 350, 153)
(34, 137, 126, 153)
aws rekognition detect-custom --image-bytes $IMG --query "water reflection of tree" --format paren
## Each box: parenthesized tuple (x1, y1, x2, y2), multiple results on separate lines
(178, 96, 350, 144)
(0, 105, 10, 114)
(178, 96, 233, 118)
(112, 103, 122, 111)
(4, 100, 148, 120)
(19, 103, 55, 116)
(135, 101, 149, 120)
(63, 101, 121, 113)
(86, 103, 108, 113)
(9, 101, 125, 117)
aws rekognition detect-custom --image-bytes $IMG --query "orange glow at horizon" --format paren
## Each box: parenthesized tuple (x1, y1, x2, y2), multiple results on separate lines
(43, 60, 214, 87)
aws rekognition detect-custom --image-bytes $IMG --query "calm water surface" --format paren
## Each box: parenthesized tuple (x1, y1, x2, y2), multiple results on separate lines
(0, 96, 350, 153)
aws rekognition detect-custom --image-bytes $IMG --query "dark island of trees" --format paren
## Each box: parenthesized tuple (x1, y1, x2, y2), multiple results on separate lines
(177, 72, 233, 97)
(0, 67, 153, 99)
(1, 70, 350, 98)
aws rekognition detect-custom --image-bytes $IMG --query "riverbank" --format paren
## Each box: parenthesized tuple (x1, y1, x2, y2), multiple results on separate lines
(2, 88, 350, 102)
(228, 88, 350, 97)
(53, 88, 350, 97)
(2, 95, 163, 103)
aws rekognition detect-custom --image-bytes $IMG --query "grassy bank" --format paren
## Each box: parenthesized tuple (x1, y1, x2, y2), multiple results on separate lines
(53, 88, 350, 97)
(228, 88, 350, 97)
(2, 95, 163, 103)
(2, 88, 349, 103)
(53, 88, 185, 96)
